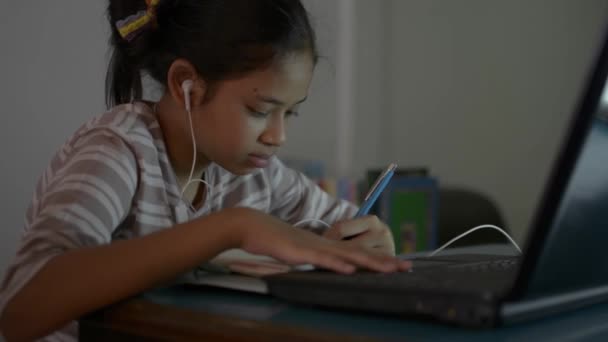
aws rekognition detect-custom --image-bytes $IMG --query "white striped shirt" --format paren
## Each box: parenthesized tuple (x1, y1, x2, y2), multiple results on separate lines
(0, 102, 356, 341)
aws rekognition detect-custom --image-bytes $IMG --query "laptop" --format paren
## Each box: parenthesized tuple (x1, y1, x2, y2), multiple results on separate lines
(260, 25, 608, 328)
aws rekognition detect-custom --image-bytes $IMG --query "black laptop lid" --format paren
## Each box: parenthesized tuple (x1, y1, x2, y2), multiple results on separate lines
(512, 26, 608, 299)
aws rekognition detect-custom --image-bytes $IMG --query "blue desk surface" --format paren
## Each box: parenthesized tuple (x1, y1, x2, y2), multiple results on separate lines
(141, 245, 608, 341)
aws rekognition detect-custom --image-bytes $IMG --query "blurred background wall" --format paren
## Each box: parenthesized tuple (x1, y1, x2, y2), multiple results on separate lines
(1, 0, 607, 278)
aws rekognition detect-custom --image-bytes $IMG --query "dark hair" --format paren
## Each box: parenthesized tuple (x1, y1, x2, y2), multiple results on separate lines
(106, 0, 318, 108)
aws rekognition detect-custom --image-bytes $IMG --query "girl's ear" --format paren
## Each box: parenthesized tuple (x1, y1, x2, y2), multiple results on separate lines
(167, 58, 207, 111)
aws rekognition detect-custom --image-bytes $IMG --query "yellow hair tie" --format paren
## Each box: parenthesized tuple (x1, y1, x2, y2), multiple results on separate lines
(116, 0, 161, 41)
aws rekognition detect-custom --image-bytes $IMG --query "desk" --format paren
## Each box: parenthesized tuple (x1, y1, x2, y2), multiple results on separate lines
(80, 245, 608, 341)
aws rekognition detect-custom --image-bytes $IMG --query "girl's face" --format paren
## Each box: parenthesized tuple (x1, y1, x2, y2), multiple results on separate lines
(191, 52, 314, 175)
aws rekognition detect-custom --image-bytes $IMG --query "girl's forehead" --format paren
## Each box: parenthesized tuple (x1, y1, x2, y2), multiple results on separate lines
(272, 53, 315, 81)
(224, 53, 314, 100)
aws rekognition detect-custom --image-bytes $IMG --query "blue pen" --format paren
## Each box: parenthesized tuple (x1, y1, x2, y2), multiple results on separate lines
(355, 163, 398, 218)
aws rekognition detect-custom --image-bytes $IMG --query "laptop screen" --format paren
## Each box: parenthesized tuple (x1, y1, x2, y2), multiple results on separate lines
(519, 31, 608, 297)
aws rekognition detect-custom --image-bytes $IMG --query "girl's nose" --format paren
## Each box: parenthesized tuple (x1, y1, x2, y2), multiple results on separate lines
(260, 115, 286, 146)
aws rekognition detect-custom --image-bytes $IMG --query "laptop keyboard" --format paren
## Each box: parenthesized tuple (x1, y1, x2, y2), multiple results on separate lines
(266, 255, 520, 294)
(442, 257, 519, 273)
(347, 257, 520, 290)
(263, 255, 521, 326)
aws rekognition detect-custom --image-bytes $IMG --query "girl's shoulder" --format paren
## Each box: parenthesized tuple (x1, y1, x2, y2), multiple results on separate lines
(86, 102, 157, 136)
(69, 102, 160, 148)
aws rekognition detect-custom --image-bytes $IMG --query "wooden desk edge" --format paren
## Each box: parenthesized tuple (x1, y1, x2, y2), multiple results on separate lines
(79, 297, 380, 342)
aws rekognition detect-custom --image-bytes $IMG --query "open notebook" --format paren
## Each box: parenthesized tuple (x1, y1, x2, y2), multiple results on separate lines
(178, 249, 314, 294)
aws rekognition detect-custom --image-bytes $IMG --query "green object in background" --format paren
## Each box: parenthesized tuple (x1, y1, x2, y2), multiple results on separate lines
(363, 167, 428, 216)
(387, 191, 431, 253)
(380, 177, 438, 253)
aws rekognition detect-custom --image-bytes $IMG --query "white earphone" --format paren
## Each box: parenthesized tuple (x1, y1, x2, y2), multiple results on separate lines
(179, 78, 212, 209)
(182, 79, 193, 112)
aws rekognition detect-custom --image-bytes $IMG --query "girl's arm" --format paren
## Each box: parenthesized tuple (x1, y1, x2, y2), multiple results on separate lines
(268, 157, 358, 230)
(0, 208, 242, 341)
(0, 207, 409, 341)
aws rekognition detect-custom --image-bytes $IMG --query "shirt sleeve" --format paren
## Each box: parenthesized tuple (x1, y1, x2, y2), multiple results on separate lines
(0, 129, 138, 317)
(267, 157, 358, 233)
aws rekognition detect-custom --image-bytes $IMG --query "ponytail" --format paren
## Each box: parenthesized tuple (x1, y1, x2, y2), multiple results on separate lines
(105, 0, 157, 108)
(106, 48, 143, 108)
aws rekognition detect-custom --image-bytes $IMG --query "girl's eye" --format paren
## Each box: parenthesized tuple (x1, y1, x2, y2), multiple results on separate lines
(247, 106, 299, 118)
(247, 107, 270, 118)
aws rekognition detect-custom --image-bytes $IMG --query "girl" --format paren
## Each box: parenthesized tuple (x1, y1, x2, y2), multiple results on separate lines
(0, 1, 409, 340)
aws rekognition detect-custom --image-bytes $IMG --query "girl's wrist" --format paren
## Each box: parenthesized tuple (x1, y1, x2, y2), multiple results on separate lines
(213, 207, 257, 250)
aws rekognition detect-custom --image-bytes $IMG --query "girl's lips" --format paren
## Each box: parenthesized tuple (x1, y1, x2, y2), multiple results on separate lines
(248, 154, 271, 168)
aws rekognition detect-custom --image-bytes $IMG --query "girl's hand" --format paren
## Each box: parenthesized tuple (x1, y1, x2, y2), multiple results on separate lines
(322, 215, 396, 256)
(232, 209, 409, 274)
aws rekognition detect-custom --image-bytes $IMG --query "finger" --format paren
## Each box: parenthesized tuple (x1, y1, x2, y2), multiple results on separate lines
(365, 251, 410, 271)
(296, 248, 356, 274)
(345, 230, 374, 245)
(336, 216, 381, 239)
(229, 260, 291, 271)
(372, 244, 396, 256)
(307, 243, 411, 273)
(328, 246, 401, 273)
(372, 227, 396, 255)
(398, 259, 413, 271)
(322, 225, 343, 240)
(349, 229, 395, 254)
(228, 262, 290, 276)
(369, 238, 396, 255)
(373, 254, 412, 272)
(376, 229, 396, 255)
(372, 244, 395, 256)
